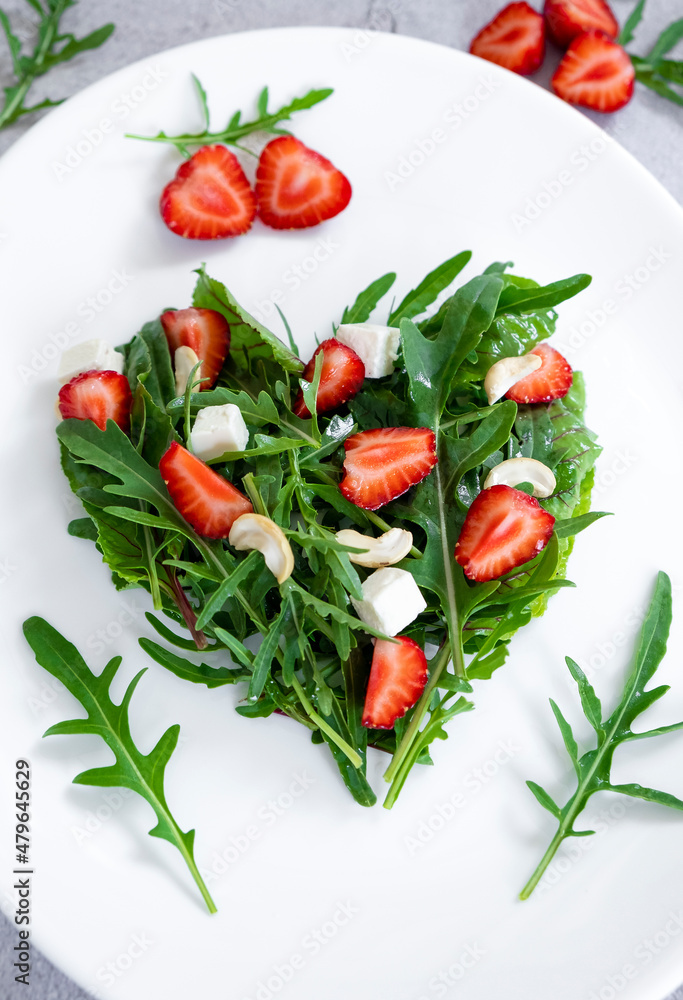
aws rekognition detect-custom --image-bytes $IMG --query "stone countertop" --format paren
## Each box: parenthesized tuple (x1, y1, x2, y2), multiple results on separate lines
(1, 1, 682, 999)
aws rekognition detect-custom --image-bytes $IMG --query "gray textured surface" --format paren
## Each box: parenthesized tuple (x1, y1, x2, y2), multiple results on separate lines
(1, 1, 682, 999)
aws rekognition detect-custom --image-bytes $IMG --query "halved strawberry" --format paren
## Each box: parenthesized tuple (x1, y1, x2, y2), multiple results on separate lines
(255, 136, 352, 230)
(161, 307, 230, 390)
(469, 2, 545, 75)
(544, 0, 618, 47)
(340, 427, 437, 511)
(160, 441, 253, 538)
(362, 636, 428, 730)
(160, 145, 257, 240)
(58, 370, 132, 432)
(455, 485, 555, 582)
(505, 342, 573, 403)
(551, 30, 634, 112)
(292, 338, 365, 418)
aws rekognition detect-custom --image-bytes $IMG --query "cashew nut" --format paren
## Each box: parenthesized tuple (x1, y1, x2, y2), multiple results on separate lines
(484, 353, 542, 405)
(336, 527, 413, 568)
(175, 346, 202, 396)
(228, 513, 294, 584)
(483, 457, 556, 498)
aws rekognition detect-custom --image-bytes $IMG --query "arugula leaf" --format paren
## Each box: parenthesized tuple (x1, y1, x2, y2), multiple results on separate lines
(520, 572, 683, 899)
(340, 273, 397, 325)
(389, 251, 472, 325)
(192, 265, 303, 375)
(496, 274, 591, 315)
(127, 81, 332, 153)
(22, 617, 216, 913)
(619, 0, 647, 45)
(0, 0, 114, 129)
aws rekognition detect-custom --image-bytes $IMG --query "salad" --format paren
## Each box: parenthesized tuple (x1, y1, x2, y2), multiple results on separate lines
(51, 251, 603, 816)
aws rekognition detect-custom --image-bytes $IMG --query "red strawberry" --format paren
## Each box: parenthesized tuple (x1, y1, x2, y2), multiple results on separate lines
(292, 338, 365, 418)
(160, 145, 257, 240)
(469, 3, 545, 75)
(362, 636, 428, 730)
(255, 136, 352, 230)
(544, 0, 618, 47)
(160, 441, 253, 538)
(340, 427, 437, 511)
(505, 342, 573, 403)
(551, 31, 634, 112)
(161, 307, 230, 390)
(455, 485, 555, 582)
(58, 370, 132, 432)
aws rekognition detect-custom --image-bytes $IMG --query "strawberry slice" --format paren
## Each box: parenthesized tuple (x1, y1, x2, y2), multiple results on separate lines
(544, 0, 618, 47)
(362, 636, 429, 730)
(469, 2, 545, 75)
(340, 427, 437, 511)
(161, 307, 230, 390)
(551, 30, 634, 112)
(455, 485, 555, 582)
(58, 370, 132, 432)
(255, 136, 352, 230)
(292, 338, 365, 418)
(505, 342, 573, 403)
(160, 145, 257, 240)
(160, 441, 253, 538)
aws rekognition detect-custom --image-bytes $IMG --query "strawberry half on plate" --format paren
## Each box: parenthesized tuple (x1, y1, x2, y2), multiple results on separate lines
(255, 136, 352, 230)
(362, 636, 429, 730)
(469, 2, 545, 75)
(292, 338, 365, 418)
(160, 441, 253, 538)
(544, 0, 619, 47)
(340, 426, 437, 511)
(160, 145, 257, 240)
(455, 484, 555, 582)
(551, 30, 635, 112)
(161, 307, 230, 390)
(58, 370, 132, 432)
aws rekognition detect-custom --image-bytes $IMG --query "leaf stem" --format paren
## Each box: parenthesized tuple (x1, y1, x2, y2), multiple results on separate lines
(383, 641, 452, 784)
(291, 676, 362, 768)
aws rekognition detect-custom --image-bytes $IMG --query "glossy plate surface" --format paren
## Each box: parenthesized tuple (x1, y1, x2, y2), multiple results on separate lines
(1, 26, 682, 1000)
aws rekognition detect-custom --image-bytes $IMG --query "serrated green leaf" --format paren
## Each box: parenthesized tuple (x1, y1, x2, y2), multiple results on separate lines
(23, 617, 215, 912)
(341, 272, 397, 325)
(527, 780, 561, 819)
(619, 0, 647, 45)
(390, 251, 472, 325)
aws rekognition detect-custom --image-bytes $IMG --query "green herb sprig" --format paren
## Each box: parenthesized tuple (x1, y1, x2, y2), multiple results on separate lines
(521, 571, 683, 900)
(22, 617, 216, 913)
(127, 75, 332, 156)
(621, 1, 683, 107)
(0, 0, 114, 130)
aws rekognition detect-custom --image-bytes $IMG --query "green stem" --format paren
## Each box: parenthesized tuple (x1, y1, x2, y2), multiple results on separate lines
(519, 827, 567, 900)
(520, 657, 649, 898)
(174, 830, 218, 914)
(291, 676, 362, 769)
(0, 0, 68, 129)
(383, 642, 452, 784)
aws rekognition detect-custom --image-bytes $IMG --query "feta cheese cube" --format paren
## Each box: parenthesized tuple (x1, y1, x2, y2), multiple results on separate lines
(335, 323, 400, 378)
(351, 567, 426, 637)
(190, 404, 250, 461)
(58, 339, 124, 383)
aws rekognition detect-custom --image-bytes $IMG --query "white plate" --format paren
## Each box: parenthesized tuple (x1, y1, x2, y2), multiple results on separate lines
(1, 26, 683, 1000)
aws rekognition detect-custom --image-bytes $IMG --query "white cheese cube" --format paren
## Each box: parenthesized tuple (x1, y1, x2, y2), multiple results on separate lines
(190, 404, 250, 461)
(335, 323, 400, 378)
(351, 567, 426, 637)
(58, 339, 124, 383)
